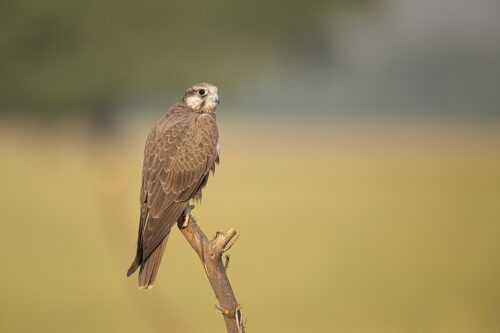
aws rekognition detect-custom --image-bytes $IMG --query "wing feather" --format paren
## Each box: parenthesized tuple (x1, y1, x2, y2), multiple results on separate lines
(139, 108, 218, 261)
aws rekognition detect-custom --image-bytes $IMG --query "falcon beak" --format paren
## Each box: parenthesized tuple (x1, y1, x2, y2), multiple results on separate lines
(209, 93, 219, 103)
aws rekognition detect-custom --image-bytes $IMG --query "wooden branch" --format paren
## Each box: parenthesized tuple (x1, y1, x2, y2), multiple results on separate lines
(177, 215, 245, 333)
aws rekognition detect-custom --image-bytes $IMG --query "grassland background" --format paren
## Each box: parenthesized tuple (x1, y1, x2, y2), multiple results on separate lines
(1, 0, 499, 331)
(0, 116, 498, 332)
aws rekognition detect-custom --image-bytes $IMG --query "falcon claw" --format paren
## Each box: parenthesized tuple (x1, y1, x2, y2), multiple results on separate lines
(181, 216, 189, 228)
(182, 205, 195, 228)
(185, 204, 195, 214)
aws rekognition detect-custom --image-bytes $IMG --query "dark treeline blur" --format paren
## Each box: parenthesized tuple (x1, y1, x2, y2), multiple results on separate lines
(1, 0, 499, 124)
(0, 0, 370, 120)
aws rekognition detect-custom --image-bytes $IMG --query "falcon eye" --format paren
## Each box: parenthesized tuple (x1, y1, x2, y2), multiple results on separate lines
(198, 89, 206, 96)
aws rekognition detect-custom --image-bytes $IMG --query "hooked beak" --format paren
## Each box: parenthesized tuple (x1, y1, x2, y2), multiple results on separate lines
(209, 93, 219, 103)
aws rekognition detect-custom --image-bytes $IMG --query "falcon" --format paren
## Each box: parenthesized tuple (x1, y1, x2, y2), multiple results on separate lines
(127, 83, 220, 289)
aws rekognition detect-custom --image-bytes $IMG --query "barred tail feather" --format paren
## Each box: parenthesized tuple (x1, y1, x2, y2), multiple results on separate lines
(138, 235, 169, 289)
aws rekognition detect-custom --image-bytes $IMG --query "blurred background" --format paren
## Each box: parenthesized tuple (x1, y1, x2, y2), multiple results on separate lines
(0, 0, 499, 332)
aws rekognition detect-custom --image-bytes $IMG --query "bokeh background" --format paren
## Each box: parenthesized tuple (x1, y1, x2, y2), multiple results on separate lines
(1, 0, 499, 332)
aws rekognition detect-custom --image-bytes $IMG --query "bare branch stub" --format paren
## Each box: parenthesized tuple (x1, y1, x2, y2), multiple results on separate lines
(177, 215, 245, 333)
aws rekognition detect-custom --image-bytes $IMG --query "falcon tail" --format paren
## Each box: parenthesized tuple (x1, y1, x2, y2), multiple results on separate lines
(127, 252, 141, 277)
(127, 235, 169, 289)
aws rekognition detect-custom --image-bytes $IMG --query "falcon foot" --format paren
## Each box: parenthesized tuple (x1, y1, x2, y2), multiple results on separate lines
(181, 204, 195, 228)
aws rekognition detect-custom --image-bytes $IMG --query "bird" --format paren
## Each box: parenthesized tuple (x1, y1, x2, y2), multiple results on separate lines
(127, 83, 220, 289)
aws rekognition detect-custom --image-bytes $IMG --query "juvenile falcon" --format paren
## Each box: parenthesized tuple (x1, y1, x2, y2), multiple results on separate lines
(127, 83, 220, 289)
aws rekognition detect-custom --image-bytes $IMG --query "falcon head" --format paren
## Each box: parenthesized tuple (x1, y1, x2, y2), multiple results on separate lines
(183, 83, 219, 113)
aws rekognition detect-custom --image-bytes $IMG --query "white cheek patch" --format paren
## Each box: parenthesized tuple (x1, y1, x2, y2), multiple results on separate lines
(185, 95, 202, 110)
(216, 143, 223, 156)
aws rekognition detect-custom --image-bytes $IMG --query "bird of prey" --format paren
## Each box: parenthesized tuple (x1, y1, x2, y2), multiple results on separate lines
(127, 83, 220, 289)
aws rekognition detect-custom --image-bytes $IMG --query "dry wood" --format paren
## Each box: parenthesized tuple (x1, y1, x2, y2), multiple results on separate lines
(177, 214, 245, 333)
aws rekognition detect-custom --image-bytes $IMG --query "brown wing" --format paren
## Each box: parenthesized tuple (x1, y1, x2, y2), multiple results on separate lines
(139, 108, 218, 261)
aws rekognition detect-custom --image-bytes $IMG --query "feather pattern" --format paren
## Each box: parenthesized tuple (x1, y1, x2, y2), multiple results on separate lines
(127, 85, 219, 288)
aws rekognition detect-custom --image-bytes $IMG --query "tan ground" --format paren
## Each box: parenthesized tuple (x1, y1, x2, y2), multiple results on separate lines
(1, 117, 499, 332)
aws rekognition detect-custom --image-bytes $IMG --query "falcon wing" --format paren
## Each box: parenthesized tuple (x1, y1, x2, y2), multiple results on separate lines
(139, 111, 218, 261)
